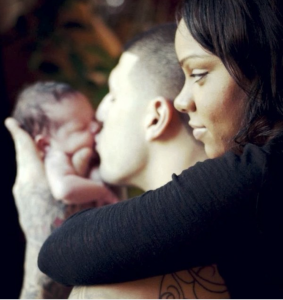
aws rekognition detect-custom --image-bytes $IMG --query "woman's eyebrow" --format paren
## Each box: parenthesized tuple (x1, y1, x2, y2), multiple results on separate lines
(179, 54, 211, 67)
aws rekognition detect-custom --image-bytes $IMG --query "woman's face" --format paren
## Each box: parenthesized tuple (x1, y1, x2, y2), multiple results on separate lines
(174, 19, 246, 158)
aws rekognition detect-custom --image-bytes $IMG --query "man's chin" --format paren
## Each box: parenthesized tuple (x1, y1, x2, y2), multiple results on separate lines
(100, 169, 123, 186)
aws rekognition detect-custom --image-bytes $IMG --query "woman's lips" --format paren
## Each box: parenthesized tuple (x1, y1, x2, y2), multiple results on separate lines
(189, 123, 207, 141)
(192, 128, 206, 140)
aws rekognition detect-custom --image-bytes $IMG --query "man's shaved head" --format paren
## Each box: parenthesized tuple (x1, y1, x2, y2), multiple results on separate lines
(125, 23, 184, 101)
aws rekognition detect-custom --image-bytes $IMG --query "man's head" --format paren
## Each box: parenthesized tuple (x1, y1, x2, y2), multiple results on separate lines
(13, 81, 98, 155)
(96, 23, 206, 189)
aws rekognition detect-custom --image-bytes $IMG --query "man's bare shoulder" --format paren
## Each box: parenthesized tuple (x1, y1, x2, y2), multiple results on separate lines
(69, 265, 229, 299)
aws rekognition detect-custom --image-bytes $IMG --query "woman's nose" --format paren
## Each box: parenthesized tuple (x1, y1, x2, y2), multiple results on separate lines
(174, 84, 196, 113)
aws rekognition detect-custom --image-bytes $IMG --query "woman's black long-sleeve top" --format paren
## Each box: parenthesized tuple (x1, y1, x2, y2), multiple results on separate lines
(38, 135, 283, 299)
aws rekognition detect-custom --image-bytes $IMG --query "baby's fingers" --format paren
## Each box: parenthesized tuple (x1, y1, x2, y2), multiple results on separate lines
(72, 147, 93, 176)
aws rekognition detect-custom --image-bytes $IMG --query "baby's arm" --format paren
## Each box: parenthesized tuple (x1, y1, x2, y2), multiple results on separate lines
(45, 149, 119, 205)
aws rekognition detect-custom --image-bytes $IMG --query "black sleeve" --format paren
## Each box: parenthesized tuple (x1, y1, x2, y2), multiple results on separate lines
(38, 144, 266, 286)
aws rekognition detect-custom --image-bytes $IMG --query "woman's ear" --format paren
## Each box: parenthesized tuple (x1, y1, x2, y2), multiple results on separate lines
(34, 134, 50, 156)
(144, 97, 174, 141)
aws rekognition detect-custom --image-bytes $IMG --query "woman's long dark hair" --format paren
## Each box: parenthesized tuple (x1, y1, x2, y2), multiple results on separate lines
(182, 0, 283, 148)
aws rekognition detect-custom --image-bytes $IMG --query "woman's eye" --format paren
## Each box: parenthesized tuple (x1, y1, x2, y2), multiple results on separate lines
(190, 72, 208, 82)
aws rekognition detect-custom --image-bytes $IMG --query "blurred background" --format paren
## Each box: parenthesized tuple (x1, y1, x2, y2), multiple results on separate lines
(0, 0, 180, 298)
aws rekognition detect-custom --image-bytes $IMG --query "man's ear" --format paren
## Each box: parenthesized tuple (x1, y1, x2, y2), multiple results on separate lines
(34, 134, 50, 155)
(144, 97, 174, 141)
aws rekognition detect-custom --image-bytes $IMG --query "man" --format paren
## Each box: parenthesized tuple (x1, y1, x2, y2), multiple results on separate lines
(6, 24, 229, 299)
(67, 23, 229, 299)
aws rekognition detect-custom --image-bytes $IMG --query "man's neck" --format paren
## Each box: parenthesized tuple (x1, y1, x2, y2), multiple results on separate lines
(137, 130, 207, 191)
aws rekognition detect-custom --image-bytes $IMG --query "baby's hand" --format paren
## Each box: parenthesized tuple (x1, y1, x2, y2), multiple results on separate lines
(89, 166, 103, 182)
(72, 147, 93, 176)
(88, 167, 121, 206)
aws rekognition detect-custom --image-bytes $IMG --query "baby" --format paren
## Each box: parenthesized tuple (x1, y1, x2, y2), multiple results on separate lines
(12, 81, 119, 206)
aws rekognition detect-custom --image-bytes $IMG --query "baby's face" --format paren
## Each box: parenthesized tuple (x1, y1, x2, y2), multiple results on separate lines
(47, 94, 99, 155)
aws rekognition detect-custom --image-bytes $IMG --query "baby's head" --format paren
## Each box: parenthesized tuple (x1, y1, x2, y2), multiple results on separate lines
(13, 81, 98, 156)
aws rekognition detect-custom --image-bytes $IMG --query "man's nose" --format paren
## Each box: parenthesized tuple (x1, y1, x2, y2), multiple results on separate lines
(96, 93, 111, 122)
(96, 103, 104, 123)
(174, 84, 196, 113)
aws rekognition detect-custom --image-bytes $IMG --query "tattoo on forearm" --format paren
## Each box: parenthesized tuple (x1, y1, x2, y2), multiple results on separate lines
(15, 183, 104, 299)
(20, 280, 72, 299)
(159, 265, 229, 299)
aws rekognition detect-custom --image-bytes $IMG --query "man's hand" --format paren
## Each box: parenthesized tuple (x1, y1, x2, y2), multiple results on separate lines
(5, 118, 71, 298)
(4, 118, 125, 298)
(5, 118, 46, 184)
(4, 118, 55, 239)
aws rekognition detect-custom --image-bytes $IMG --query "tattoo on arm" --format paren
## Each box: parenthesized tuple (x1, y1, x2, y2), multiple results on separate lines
(15, 185, 78, 299)
(16, 182, 118, 299)
(159, 265, 229, 299)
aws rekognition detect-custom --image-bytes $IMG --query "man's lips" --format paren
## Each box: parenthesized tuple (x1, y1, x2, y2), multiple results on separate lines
(94, 130, 101, 144)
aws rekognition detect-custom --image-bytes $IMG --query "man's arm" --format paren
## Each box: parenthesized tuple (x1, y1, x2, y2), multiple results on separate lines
(19, 187, 72, 299)
(5, 118, 72, 299)
(5, 118, 125, 298)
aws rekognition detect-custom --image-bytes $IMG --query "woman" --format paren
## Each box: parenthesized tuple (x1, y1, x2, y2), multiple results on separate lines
(19, 0, 283, 298)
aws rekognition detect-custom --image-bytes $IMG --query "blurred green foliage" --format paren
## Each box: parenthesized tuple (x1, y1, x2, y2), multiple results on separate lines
(28, 0, 119, 107)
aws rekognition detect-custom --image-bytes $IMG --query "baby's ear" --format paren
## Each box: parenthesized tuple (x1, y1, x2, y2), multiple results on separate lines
(34, 134, 50, 155)
(144, 97, 174, 141)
